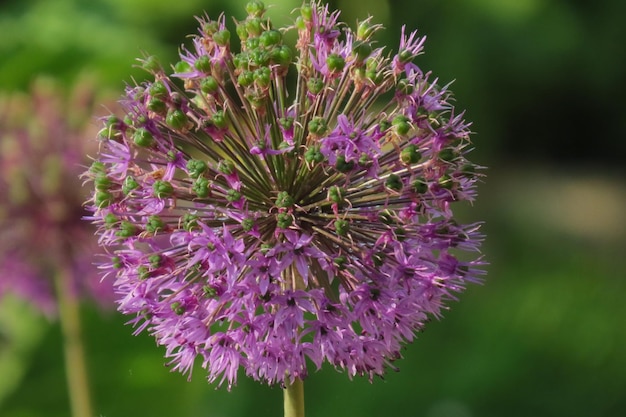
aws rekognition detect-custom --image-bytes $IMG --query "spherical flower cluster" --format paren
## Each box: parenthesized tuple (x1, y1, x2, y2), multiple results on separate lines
(84, 1, 485, 388)
(0, 77, 115, 316)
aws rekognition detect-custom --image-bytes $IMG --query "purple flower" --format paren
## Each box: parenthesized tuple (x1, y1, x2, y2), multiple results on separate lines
(0, 77, 115, 316)
(84, 1, 486, 388)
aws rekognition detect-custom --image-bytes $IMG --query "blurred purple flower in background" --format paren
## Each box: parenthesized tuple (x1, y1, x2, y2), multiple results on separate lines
(83, 0, 485, 396)
(0, 77, 115, 417)
(0, 77, 114, 315)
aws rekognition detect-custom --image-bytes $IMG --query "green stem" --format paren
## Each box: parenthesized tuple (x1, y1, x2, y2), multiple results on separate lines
(283, 377, 305, 417)
(54, 267, 93, 417)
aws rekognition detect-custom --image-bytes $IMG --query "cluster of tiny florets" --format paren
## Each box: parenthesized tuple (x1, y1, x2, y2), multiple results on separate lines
(84, 1, 485, 388)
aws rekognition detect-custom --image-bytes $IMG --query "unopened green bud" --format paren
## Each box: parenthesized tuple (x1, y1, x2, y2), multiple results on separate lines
(300, 5, 312, 21)
(226, 189, 242, 202)
(200, 76, 219, 94)
(335, 155, 354, 173)
(149, 81, 168, 98)
(438, 174, 454, 189)
(153, 180, 174, 198)
(203, 285, 218, 298)
(328, 186, 345, 204)
(111, 256, 123, 269)
(182, 213, 200, 231)
(186, 159, 207, 178)
(95, 191, 114, 208)
(171, 301, 185, 315)
(352, 41, 372, 61)
(272, 45, 292, 66)
(236, 22, 249, 41)
(334, 219, 349, 236)
(276, 191, 294, 208)
(250, 49, 269, 66)
(333, 256, 347, 270)
(385, 174, 403, 191)
(357, 21, 374, 40)
(307, 78, 324, 94)
(254, 67, 271, 87)
(203, 21, 219, 36)
(246, 0, 266, 17)
(218, 160, 235, 175)
(194, 55, 212, 73)
(392, 115, 411, 136)
(94, 175, 112, 191)
(147, 98, 166, 114)
(304, 146, 324, 164)
(238, 70, 255, 87)
(104, 213, 118, 228)
(241, 218, 254, 232)
(122, 176, 139, 195)
(398, 49, 413, 64)
(137, 265, 150, 280)
(246, 19, 262, 37)
(149, 254, 162, 268)
(145, 215, 165, 233)
(174, 60, 192, 74)
(213, 29, 231, 47)
(401, 144, 421, 164)
(308, 117, 328, 135)
(132, 128, 154, 147)
(211, 110, 228, 129)
(166, 109, 188, 130)
(412, 178, 428, 194)
(326, 54, 346, 73)
(276, 212, 292, 228)
(260, 30, 282, 47)
(116, 221, 138, 238)
(193, 177, 210, 198)
(438, 148, 456, 162)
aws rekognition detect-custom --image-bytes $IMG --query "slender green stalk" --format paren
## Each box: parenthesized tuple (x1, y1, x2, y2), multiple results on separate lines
(283, 377, 305, 417)
(54, 266, 93, 417)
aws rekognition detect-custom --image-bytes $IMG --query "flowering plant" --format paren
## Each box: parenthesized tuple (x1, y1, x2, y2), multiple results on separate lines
(84, 1, 485, 414)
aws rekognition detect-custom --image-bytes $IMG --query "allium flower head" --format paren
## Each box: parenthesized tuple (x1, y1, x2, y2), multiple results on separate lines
(0, 78, 115, 315)
(84, 1, 485, 388)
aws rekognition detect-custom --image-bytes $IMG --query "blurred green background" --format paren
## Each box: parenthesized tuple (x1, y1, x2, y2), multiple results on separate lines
(1, 0, 624, 416)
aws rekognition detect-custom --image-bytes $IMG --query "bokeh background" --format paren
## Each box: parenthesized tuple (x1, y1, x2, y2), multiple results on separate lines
(1, 0, 624, 416)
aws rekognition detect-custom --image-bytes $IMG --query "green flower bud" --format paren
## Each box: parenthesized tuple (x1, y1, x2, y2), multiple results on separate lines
(166, 109, 188, 130)
(401, 144, 422, 164)
(138, 265, 150, 280)
(438, 148, 456, 162)
(260, 30, 282, 47)
(412, 178, 428, 194)
(116, 221, 138, 238)
(145, 215, 165, 233)
(200, 76, 219, 94)
(326, 54, 346, 73)
(132, 128, 154, 147)
(335, 155, 354, 173)
(171, 301, 185, 315)
(395, 227, 406, 241)
(378, 209, 395, 225)
(304, 146, 324, 164)
(104, 213, 118, 228)
(148, 81, 168, 98)
(226, 189, 242, 202)
(174, 60, 192, 74)
(276, 191, 294, 208)
(352, 41, 372, 62)
(392, 115, 411, 136)
(300, 5, 312, 21)
(250, 49, 269, 66)
(398, 49, 413, 64)
(147, 98, 167, 114)
(236, 21, 249, 41)
(241, 218, 254, 232)
(385, 174, 403, 191)
(272, 45, 292, 66)
(186, 159, 208, 179)
(438, 174, 454, 189)
(153, 180, 174, 198)
(94, 175, 112, 191)
(279, 117, 294, 130)
(194, 55, 212, 73)
(213, 29, 231, 47)
(276, 212, 292, 228)
(182, 213, 200, 231)
(149, 254, 162, 268)
(357, 20, 374, 40)
(238, 70, 255, 87)
(334, 219, 349, 236)
(246, 0, 266, 17)
(203, 285, 218, 298)
(203, 21, 219, 36)
(328, 186, 345, 204)
(95, 190, 114, 208)
(193, 177, 211, 198)
(218, 160, 235, 175)
(308, 117, 328, 135)
(333, 256, 347, 270)
(307, 78, 324, 94)
(254, 67, 271, 87)
(111, 256, 123, 269)
(122, 176, 139, 195)
(211, 110, 228, 129)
